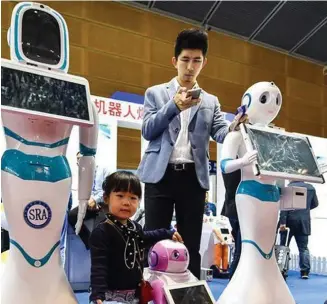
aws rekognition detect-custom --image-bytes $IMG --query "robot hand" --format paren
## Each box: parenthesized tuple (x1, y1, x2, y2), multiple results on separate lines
(241, 150, 258, 166)
(75, 200, 88, 235)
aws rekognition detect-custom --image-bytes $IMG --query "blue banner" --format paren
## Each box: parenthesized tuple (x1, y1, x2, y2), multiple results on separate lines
(209, 160, 217, 175)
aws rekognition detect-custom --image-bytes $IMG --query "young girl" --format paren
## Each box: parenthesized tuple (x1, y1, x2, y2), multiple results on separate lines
(89, 171, 183, 304)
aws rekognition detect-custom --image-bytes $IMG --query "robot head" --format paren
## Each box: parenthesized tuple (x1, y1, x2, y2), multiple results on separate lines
(241, 82, 282, 125)
(148, 240, 189, 273)
(8, 2, 69, 73)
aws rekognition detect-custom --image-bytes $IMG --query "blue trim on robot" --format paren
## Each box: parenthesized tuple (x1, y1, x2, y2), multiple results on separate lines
(242, 239, 275, 260)
(220, 158, 233, 174)
(10, 239, 60, 267)
(243, 93, 252, 108)
(14, 3, 32, 61)
(1, 150, 72, 182)
(53, 11, 68, 71)
(80, 143, 96, 156)
(237, 180, 280, 202)
(4, 127, 69, 148)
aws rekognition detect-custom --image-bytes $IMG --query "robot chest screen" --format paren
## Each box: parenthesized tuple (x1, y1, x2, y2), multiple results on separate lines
(1, 61, 92, 126)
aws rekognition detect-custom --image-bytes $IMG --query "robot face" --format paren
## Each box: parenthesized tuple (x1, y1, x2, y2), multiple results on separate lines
(22, 9, 61, 65)
(241, 81, 282, 125)
(148, 240, 189, 273)
(8, 2, 69, 72)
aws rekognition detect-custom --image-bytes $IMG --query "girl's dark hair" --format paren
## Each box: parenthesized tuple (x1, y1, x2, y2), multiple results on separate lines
(102, 171, 142, 199)
(174, 28, 208, 59)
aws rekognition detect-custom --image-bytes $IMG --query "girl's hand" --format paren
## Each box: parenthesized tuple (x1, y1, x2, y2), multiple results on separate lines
(95, 300, 103, 304)
(172, 231, 183, 243)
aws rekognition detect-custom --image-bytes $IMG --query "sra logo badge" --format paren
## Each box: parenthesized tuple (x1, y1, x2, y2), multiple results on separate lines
(24, 201, 52, 229)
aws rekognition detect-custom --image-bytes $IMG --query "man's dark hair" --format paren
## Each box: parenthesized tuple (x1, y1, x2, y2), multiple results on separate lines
(174, 28, 208, 58)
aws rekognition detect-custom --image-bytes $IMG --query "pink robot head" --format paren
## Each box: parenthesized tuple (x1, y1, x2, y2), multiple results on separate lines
(148, 240, 189, 273)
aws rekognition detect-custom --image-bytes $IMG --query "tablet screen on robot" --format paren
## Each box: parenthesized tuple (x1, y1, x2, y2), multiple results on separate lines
(164, 281, 215, 304)
(1, 59, 93, 126)
(241, 124, 324, 184)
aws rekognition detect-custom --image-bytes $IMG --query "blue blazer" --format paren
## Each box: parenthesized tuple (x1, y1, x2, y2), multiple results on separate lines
(137, 78, 229, 190)
(279, 181, 319, 235)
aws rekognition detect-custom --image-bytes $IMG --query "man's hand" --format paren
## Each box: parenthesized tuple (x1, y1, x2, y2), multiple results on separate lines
(95, 300, 103, 304)
(229, 113, 249, 132)
(279, 224, 287, 232)
(174, 87, 200, 111)
(172, 231, 183, 243)
(87, 198, 98, 211)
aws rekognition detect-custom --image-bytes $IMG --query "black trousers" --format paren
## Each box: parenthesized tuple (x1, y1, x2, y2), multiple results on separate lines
(144, 165, 206, 279)
(281, 231, 310, 273)
(1, 228, 10, 253)
(229, 218, 241, 279)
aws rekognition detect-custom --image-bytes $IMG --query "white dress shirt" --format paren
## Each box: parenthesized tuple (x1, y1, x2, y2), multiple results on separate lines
(169, 77, 198, 164)
(91, 164, 111, 204)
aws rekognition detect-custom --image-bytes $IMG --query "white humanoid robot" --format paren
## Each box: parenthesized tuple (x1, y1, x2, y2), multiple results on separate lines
(217, 82, 295, 304)
(1, 2, 98, 303)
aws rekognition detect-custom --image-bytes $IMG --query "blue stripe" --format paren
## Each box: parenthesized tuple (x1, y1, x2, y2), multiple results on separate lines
(4, 127, 69, 148)
(111, 92, 144, 105)
(1, 150, 71, 182)
(237, 180, 280, 202)
(220, 158, 233, 174)
(80, 143, 96, 156)
(10, 239, 60, 267)
(14, 3, 31, 61)
(243, 93, 252, 108)
(242, 239, 274, 260)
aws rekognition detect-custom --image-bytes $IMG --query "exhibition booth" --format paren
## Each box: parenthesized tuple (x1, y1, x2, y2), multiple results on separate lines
(63, 94, 327, 278)
(1, 93, 326, 283)
(1, 2, 326, 304)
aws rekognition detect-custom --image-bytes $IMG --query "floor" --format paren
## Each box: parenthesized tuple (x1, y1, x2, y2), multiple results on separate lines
(75, 271, 327, 303)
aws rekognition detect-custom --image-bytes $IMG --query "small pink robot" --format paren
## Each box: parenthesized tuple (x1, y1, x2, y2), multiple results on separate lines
(146, 240, 198, 304)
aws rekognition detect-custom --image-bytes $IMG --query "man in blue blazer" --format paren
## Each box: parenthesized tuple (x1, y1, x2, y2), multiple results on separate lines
(279, 181, 319, 279)
(137, 29, 240, 278)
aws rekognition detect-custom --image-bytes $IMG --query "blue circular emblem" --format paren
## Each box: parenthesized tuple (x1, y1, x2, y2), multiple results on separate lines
(24, 201, 52, 229)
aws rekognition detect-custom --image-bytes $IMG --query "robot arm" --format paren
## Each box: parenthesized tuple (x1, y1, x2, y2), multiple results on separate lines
(220, 131, 258, 174)
(75, 102, 99, 234)
(151, 279, 166, 304)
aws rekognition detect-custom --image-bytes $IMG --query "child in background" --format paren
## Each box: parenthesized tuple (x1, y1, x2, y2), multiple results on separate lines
(213, 227, 229, 272)
(89, 171, 183, 304)
(212, 216, 232, 273)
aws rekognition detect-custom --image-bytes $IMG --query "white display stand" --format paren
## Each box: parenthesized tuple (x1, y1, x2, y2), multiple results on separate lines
(200, 223, 215, 269)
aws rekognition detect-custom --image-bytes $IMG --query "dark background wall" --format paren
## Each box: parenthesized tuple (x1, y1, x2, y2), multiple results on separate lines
(2, 1, 326, 168)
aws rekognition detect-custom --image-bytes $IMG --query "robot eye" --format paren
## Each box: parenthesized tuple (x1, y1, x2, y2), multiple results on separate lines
(184, 250, 188, 258)
(171, 250, 180, 260)
(259, 93, 269, 104)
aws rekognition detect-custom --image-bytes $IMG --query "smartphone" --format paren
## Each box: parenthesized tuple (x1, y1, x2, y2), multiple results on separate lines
(186, 88, 201, 99)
